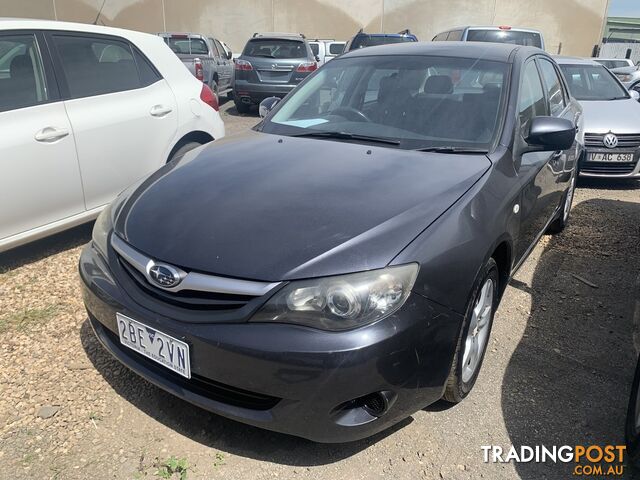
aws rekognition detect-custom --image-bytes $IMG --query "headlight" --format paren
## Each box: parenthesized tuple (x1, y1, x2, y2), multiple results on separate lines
(251, 264, 419, 331)
(92, 203, 113, 258)
(618, 74, 632, 82)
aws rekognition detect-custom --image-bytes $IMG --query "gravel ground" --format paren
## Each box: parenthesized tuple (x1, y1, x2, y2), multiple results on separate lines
(1, 100, 639, 480)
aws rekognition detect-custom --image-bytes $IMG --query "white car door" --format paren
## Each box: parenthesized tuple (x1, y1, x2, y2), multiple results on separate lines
(0, 32, 84, 243)
(48, 32, 178, 211)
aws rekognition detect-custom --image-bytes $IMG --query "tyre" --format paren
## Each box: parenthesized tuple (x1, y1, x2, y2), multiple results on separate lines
(546, 170, 576, 235)
(168, 141, 202, 163)
(626, 355, 640, 470)
(210, 80, 219, 104)
(234, 98, 250, 114)
(443, 258, 499, 403)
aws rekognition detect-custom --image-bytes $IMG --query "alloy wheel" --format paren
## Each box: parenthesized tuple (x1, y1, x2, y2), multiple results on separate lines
(461, 278, 494, 383)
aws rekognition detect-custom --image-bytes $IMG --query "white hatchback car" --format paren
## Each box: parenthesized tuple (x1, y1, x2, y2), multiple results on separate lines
(0, 19, 225, 253)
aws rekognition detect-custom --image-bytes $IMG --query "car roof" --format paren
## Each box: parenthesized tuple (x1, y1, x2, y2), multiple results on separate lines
(465, 26, 542, 33)
(0, 17, 152, 38)
(341, 41, 538, 63)
(250, 33, 305, 41)
(594, 57, 632, 62)
(553, 56, 602, 66)
(355, 32, 415, 37)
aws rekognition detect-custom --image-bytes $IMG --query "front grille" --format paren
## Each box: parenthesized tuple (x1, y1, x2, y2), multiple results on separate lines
(108, 235, 280, 321)
(119, 258, 254, 311)
(580, 161, 637, 175)
(584, 133, 640, 148)
(103, 325, 281, 410)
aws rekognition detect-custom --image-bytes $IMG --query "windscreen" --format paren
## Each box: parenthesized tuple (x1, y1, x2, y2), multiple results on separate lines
(559, 64, 629, 101)
(466, 29, 542, 48)
(243, 39, 307, 59)
(263, 54, 509, 150)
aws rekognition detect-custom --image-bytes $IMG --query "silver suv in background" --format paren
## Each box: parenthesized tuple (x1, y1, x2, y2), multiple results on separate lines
(232, 33, 317, 113)
(593, 58, 634, 70)
(557, 57, 640, 179)
(158, 32, 234, 100)
(432, 25, 544, 50)
(611, 64, 640, 95)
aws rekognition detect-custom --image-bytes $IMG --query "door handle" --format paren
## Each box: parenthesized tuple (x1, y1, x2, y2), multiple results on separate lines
(34, 127, 69, 142)
(150, 105, 173, 117)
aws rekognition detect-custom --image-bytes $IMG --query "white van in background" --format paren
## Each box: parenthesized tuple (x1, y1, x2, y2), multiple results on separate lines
(308, 39, 346, 66)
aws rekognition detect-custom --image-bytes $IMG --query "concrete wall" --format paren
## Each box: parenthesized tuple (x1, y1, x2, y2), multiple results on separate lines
(0, 0, 609, 56)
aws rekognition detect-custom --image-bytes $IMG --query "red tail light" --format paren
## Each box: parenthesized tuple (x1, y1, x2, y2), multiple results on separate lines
(200, 83, 219, 111)
(296, 61, 317, 73)
(235, 59, 253, 71)
(194, 58, 204, 82)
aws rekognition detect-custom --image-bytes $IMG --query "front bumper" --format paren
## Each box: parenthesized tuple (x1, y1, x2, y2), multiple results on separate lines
(79, 242, 462, 442)
(231, 80, 297, 103)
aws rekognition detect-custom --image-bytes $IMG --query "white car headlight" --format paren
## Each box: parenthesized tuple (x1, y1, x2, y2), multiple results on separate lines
(251, 264, 419, 331)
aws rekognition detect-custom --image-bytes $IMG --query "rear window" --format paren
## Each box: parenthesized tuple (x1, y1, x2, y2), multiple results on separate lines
(165, 37, 208, 55)
(466, 29, 542, 48)
(351, 35, 416, 49)
(243, 39, 307, 59)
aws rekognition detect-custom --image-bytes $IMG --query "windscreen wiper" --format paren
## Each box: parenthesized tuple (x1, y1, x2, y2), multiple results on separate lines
(290, 131, 401, 146)
(414, 146, 488, 154)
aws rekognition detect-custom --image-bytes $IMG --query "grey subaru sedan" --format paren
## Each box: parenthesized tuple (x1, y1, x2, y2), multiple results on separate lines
(80, 42, 581, 442)
(557, 57, 640, 179)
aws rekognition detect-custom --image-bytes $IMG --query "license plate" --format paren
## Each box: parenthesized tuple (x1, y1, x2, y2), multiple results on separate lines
(589, 152, 634, 162)
(116, 313, 191, 378)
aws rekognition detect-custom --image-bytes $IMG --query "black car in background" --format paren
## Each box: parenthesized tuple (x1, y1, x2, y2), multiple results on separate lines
(81, 42, 582, 442)
(344, 28, 417, 52)
(231, 32, 318, 113)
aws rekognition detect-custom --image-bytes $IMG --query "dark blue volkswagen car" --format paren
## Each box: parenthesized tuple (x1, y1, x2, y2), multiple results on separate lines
(80, 42, 582, 442)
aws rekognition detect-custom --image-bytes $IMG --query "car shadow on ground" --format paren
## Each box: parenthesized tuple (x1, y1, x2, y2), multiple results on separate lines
(79, 318, 411, 466)
(501, 196, 640, 479)
(0, 222, 93, 273)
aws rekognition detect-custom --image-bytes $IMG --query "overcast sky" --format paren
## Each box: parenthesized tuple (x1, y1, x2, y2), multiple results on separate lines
(609, 0, 640, 17)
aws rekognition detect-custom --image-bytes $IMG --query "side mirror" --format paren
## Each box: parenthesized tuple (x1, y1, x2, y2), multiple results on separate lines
(526, 116, 576, 151)
(630, 90, 640, 101)
(315, 55, 321, 63)
(227, 50, 233, 60)
(259, 96, 281, 118)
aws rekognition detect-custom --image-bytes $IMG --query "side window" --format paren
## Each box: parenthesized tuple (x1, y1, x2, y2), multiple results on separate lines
(132, 48, 161, 86)
(213, 39, 226, 59)
(447, 30, 463, 41)
(53, 34, 142, 98)
(433, 33, 448, 42)
(329, 43, 344, 55)
(538, 59, 566, 117)
(207, 38, 219, 57)
(519, 60, 547, 133)
(0, 34, 49, 112)
(309, 43, 319, 56)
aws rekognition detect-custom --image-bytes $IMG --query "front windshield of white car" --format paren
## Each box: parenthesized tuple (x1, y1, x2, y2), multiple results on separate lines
(263, 55, 509, 151)
(559, 64, 629, 101)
